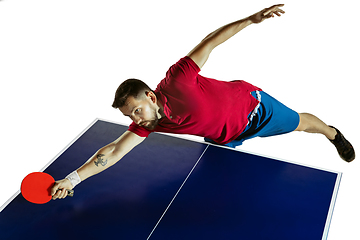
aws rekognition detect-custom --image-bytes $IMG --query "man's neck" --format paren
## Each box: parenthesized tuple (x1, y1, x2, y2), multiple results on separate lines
(157, 101, 166, 119)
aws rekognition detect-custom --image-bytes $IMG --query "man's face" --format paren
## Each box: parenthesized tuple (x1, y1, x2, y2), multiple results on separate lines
(119, 94, 159, 130)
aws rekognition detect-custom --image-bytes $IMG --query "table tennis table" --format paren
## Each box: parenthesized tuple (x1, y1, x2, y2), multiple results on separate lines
(0, 119, 341, 240)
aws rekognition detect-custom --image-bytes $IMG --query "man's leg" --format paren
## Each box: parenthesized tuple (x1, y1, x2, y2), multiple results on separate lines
(295, 112, 355, 162)
(295, 113, 337, 140)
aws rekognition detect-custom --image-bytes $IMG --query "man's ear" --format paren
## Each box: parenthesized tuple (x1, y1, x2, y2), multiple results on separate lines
(145, 91, 157, 104)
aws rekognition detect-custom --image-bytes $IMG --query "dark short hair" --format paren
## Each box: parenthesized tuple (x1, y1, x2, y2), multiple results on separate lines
(112, 78, 153, 108)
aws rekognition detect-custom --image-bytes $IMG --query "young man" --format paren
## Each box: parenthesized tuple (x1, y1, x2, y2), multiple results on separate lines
(52, 4, 355, 200)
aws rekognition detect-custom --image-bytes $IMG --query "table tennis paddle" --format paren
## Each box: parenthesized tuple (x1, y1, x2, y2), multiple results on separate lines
(21, 172, 74, 204)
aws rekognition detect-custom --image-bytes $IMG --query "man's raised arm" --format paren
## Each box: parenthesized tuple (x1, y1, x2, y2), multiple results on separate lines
(51, 130, 145, 200)
(187, 4, 285, 69)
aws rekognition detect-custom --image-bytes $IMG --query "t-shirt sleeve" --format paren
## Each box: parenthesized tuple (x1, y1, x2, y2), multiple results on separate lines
(128, 122, 152, 137)
(164, 56, 200, 85)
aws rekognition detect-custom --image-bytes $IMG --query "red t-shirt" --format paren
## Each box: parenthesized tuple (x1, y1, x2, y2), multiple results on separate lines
(128, 56, 262, 144)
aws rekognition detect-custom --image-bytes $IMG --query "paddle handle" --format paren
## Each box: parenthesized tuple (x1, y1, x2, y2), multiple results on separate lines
(56, 189, 74, 197)
(67, 189, 74, 197)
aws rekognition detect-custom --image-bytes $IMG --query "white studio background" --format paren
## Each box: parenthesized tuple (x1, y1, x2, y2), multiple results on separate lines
(0, 0, 358, 239)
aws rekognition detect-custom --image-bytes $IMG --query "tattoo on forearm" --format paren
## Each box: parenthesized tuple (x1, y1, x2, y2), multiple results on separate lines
(94, 154, 108, 167)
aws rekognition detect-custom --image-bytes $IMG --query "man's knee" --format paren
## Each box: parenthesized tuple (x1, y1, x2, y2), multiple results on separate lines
(294, 113, 308, 132)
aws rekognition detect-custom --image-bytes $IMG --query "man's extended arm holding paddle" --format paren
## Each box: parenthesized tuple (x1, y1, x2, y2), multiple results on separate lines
(51, 131, 145, 199)
(51, 4, 285, 200)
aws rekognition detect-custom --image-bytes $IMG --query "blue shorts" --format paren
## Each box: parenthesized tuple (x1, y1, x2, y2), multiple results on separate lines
(205, 91, 300, 148)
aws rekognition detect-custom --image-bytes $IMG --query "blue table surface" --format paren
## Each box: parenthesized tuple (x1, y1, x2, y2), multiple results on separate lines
(0, 119, 340, 240)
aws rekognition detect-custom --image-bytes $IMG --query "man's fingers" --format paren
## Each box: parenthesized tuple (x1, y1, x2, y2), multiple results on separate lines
(263, 9, 284, 18)
(264, 4, 285, 16)
(58, 189, 68, 199)
(51, 182, 68, 199)
(274, 11, 281, 17)
(51, 182, 60, 196)
(263, 11, 274, 19)
(52, 189, 67, 200)
(271, 4, 285, 9)
(52, 190, 60, 200)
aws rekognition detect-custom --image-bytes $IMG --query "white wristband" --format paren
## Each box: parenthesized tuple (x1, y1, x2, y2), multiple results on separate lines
(65, 171, 81, 188)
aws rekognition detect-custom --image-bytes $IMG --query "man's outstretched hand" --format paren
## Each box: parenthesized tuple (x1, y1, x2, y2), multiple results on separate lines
(248, 4, 285, 24)
(51, 178, 73, 200)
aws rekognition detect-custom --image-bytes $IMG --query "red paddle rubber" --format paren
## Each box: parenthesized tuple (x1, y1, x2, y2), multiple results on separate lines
(21, 172, 74, 204)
